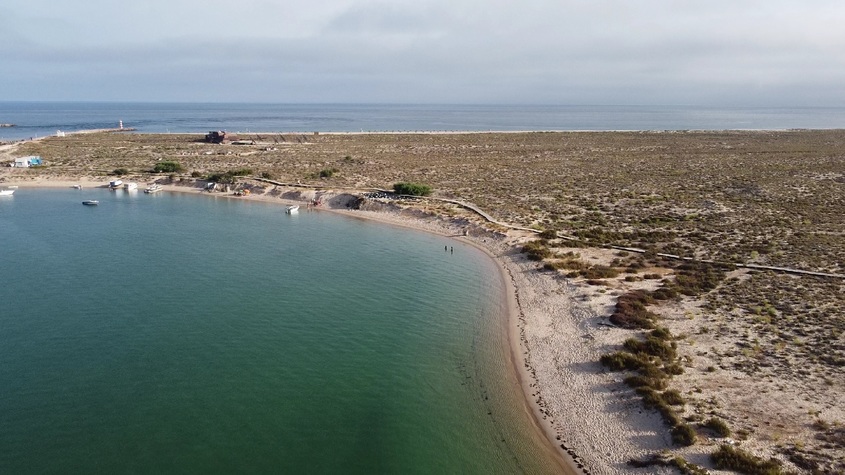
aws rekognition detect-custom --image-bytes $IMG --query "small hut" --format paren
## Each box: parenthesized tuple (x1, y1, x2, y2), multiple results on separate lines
(13, 156, 43, 168)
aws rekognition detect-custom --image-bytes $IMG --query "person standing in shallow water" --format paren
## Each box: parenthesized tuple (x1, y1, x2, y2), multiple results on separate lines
(451, 246, 453, 254)
(445, 245, 448, 252)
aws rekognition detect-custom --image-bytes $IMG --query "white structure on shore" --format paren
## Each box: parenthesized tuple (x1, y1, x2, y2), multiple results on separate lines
(13, 156, 43, 168)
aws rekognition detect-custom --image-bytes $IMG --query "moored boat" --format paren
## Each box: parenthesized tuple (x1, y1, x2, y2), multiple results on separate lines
(82, 200, 99, 206)
(124, 182, 138, 191)
(286, 205, 300, 214)
(144, 184, 163, 194)
(0, 189, 14, 196)
(72, 184, 83, 189)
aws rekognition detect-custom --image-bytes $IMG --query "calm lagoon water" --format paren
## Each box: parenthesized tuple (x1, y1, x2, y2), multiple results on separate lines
(0, 189, 562, 474)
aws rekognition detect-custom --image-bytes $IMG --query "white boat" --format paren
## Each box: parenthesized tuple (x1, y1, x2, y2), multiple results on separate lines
(0, 189, 14, 196)
(109, 179, 123, 189)
(82, 200, 99, 206)
(124, 182, 138, 191)
(144, 184, 163, 194)
(285, 205, 300, 214)
(72, 184, 83, 189)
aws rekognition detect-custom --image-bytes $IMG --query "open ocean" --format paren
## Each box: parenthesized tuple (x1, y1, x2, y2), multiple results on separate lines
(2, 102, 845, 140)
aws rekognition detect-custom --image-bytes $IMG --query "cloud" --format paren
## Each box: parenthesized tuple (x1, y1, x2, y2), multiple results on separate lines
(2, 0, 844, 105)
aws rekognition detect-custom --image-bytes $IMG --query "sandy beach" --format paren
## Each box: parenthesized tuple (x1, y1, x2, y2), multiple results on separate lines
(3, 130, 843, 474)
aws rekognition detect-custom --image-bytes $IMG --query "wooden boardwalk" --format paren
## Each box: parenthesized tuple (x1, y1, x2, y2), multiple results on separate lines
(252, 178, 845, 280)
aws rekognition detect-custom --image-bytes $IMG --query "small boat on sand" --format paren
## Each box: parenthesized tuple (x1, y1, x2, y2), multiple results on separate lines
(72, 184, 83, 189)
(124, 182, 138, 191)
(285, 205, 300, 214)
(144, 184, 163, 194)
(82, 200, 99, 206)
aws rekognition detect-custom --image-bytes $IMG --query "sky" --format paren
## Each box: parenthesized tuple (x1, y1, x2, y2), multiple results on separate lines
(1, 0, 844, 105)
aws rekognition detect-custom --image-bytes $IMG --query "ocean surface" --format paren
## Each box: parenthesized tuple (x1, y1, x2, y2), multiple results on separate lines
(2, 102, 845, 140)
(0, 188, 561, 474)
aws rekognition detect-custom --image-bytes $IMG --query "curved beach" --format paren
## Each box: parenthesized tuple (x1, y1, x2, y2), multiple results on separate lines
(4, 177, 623, 473)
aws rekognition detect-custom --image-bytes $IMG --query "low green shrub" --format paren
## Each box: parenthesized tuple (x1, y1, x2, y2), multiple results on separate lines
(556, 257, 589, 271)
(610, 291, 658, 329)
(664, 363, 685, 375)
(637, 388, 681, 427)
(623, 375, 668, 391)
(711, 445, 782, 474)
(206, 172, 236, 184)
(537, 229, 557, 240)
(230, 168, 253, 176)
(623, 336, 678, 361)
(318, 168, 338, 178)
(669, 262, 727, 296)
(153, 161, 183, 173)
(600, 351, 649, 371)
(704, 417, 731, 437)
(662, 389, 685, 406)
(580, 265, 621, 279)
(393, 182, 432, 196)
(651, 286, 679, 300)
(522, 241, 552, 261)
(650, 327, 672, 340)
(669, 457, 709, 475)
(639, 362, 668, 380)
(672, 424, 697, 446)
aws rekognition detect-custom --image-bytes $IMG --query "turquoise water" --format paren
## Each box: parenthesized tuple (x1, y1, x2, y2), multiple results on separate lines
(0, 189, 561, 474)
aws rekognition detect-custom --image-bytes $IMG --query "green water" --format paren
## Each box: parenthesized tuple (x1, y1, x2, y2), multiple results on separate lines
(0, 189, 561, 474)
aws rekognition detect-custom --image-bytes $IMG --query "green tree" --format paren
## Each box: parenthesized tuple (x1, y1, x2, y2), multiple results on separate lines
(393, 182, 432, 196)
(153, 161, 183, 173)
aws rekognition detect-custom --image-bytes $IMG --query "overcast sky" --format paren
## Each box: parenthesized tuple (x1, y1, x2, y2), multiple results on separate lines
(1, 0, 843, 105)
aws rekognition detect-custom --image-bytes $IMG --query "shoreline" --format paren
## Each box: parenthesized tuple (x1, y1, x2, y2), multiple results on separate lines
(8, 178, 591, 473)
(330, 207, 586, 474)
(6, 177, 660, 474)
(5, 127, 842, 145)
